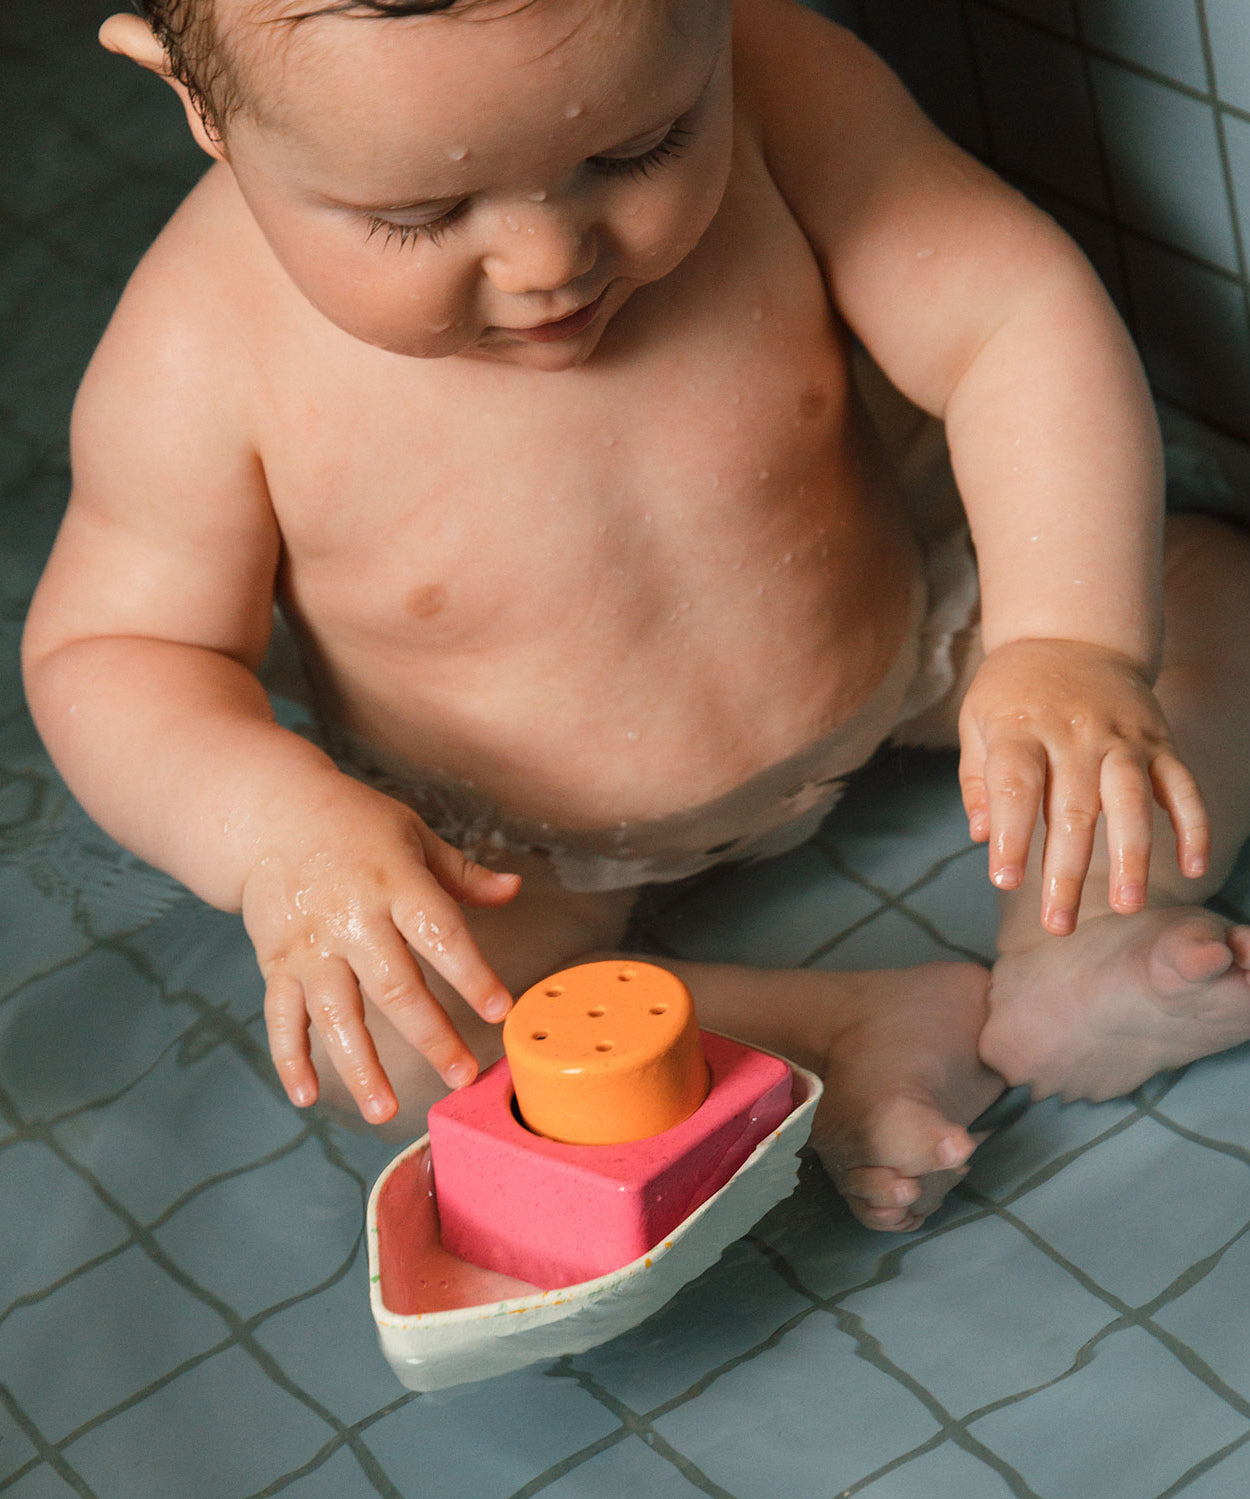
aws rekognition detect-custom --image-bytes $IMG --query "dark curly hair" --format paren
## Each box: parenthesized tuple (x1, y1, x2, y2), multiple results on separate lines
(137, 0, 465, 138)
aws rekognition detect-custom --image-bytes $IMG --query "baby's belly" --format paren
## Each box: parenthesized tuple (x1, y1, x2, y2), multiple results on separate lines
(298, 503, 922, 831)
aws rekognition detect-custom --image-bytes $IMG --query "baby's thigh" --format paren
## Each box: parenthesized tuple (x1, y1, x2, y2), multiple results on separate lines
(1160, 512, 1250, 670)
(312, 852, 638, 1135)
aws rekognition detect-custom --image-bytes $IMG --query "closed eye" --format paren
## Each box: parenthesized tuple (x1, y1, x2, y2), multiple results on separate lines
(365, 199, 469, 250)
(588, 120, 693, 181)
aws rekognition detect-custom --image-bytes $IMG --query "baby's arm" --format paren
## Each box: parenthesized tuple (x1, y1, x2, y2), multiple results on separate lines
(22, 270, 516, 1121)
(742, 0, 1208, 931)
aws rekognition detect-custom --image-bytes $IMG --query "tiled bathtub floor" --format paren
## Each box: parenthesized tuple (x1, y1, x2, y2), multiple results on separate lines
(8, 4, 1250, 1497)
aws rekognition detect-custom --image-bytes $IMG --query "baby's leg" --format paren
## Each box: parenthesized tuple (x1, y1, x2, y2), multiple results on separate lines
(983, 514, 1250, 1100)
(661, 958, 1000, 1231)
(312, 841, 998, 1232)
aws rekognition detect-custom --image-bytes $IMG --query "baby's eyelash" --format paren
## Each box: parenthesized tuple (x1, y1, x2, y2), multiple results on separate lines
(590, 122, 693, 181)
(366, 200, 468, 251)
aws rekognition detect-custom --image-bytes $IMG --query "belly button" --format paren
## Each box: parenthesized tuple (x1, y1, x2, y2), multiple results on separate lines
(408, 583, 448, 620)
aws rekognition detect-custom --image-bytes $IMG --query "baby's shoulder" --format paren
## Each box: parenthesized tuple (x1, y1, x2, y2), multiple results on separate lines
(70, 165, 271, 507)
(729, 0, 975, 258)
(81, 165, 266, 437)
(731, 0, 900, 141)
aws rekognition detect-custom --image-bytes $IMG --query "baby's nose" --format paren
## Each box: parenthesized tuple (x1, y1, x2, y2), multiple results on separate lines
(482, 206, 597, 296)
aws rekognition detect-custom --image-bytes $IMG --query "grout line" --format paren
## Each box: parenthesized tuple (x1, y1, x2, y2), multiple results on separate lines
(1158, 1428, 1250, 1499)
(973, 0, 1250, 125)
(22, 1124, 402, 1493)
(960, 1188, 1250, 1420)
(0, 1380, 99, 1499)
(1064, 0, 1139, 335)
(1195, 0, 1250, 354)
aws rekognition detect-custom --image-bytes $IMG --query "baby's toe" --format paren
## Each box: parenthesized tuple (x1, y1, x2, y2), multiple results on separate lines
(847, 1197, 926, 1233)
(1149, 915, 1234, 990)
(840, 1165, 921, 1209)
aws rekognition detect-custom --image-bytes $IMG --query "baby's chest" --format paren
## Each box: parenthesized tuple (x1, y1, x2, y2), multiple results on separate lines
(268, 240, 851, 644)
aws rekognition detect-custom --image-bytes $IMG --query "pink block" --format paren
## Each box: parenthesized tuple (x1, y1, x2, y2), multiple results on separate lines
(427, 1031, 793, 1290)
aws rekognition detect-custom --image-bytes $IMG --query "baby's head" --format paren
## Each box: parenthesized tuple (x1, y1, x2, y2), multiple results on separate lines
(103, 0, 733, 368)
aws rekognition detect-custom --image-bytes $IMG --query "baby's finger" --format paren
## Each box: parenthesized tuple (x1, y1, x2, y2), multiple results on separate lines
(982, 735, 1046, 891)
(1151, 752, 1211, 879)
(958, 725, 991, 843)
(392, 887, 513, 1024)
(417, 831, 522, 909)
(264, 969, 318, 1108)
(1100, 752, 1155, 913)
(1039, 761, 1101, 934)
(348, 928, 482, 1091)
(306, 957, 398, 1124)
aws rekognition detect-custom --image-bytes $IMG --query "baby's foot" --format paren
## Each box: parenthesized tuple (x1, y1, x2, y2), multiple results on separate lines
(983, 908, 1250, 1103)
(809, 962, 1002, 1231)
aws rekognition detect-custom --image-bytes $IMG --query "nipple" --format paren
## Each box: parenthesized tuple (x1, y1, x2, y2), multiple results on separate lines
(502, 961, 709, 1144)
(563, 102, 585, 119)
(447, 145, 469, 161)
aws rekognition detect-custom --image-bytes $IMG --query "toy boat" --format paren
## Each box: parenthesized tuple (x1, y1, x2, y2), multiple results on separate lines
(366, 1031, 820, 1392)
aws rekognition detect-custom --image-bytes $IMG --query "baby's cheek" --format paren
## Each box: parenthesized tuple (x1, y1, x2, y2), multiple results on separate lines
(308, 265, 471, 358)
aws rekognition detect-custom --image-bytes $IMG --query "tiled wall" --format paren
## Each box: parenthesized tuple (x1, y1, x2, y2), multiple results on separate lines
(824, 0, 1250, 463)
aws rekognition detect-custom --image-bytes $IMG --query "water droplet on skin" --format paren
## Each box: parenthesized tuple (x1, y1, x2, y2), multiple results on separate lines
(730, 392, 741, 405)
(643, 511, 652, 524)
(505, 213, 519, 232)
(750, 307, 764, 322)
(758, 470, 770, 481)
(564, 102, 584, 119)
(526, 188, 548, 202)
(781, 551, 794, 564)
(447, 145, 468, 161)
(625, 729, 640, 742)
(711, 473, 720, 489)
(600, 432, 616, 447)
(427, 320, 453, 334)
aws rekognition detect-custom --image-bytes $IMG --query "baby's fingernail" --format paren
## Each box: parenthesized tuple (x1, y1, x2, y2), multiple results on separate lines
(992, 866, 1022, 889)
(445, 1061, 475, 1088)
(1048, 908, 1075, 934)
(1185, 854, 1208, 878)
(1117, 883, 1145, 908)
(364, 1093, 396, 1122)
(936, 1136, 966, 1168)
(484, 992, 511, 1021)
(291, 1084, 316, 1108)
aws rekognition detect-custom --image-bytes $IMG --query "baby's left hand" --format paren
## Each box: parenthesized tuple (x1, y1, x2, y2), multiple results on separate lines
(957, 638, 1210, 933)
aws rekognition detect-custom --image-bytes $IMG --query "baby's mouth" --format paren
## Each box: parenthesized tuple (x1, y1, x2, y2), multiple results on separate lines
(503, 288, 610, 343)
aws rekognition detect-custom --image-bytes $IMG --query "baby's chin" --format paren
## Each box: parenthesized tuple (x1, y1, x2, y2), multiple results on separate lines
(320, 298, 628, 369)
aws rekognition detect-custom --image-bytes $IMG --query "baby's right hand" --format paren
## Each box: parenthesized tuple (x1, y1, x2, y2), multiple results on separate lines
(239, 776, 520, 1124)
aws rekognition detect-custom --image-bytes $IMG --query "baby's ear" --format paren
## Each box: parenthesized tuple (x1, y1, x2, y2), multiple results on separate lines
(98, 12, 226, 161)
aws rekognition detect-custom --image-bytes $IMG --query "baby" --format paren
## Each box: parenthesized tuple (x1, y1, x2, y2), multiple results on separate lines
(22, 0, 1250, 1232)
